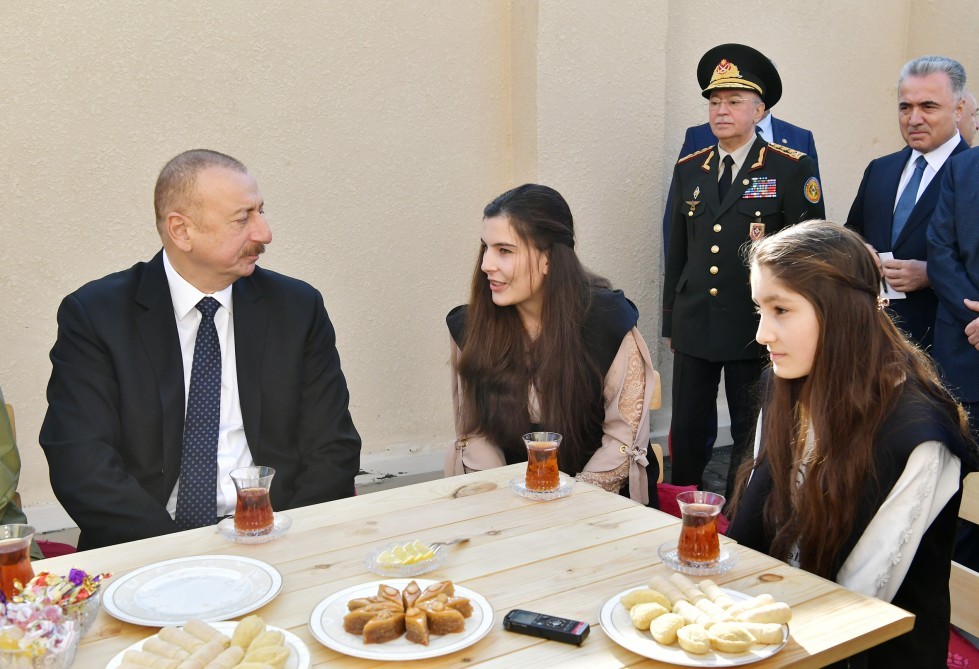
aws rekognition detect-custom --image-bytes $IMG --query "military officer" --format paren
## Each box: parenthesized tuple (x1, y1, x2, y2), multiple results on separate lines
(663, 44, 825, 496)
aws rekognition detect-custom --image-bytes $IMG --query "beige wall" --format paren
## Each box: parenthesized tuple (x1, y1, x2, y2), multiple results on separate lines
(1, 1, 976, 522)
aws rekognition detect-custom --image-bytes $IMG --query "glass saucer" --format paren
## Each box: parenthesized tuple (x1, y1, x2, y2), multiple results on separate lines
(658, 541, 737, 576)
(509, 473, 574, 501)
(217, 512, 292, 544)
(365, 541, 449, 577)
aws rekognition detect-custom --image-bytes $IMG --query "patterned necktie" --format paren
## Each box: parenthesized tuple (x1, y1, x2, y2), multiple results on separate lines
(175, 297, 221, 530)
(718, 155, 734, 200)
(892, 155, 927, 246)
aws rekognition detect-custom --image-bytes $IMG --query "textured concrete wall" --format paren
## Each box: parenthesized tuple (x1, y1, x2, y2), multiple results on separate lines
(2, 1, 976, 522)
(1, 1, 511, 512)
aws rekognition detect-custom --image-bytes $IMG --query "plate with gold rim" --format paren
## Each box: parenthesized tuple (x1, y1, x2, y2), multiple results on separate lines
(600, 585, 789, 667)
(102, 555, 282, 626)
(105, 621, 310, 669)
(308, 578, 493, 661)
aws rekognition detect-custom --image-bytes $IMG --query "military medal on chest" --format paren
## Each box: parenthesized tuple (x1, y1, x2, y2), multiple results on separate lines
(685, 186, 702, 217)
(749, 210, 765, 241)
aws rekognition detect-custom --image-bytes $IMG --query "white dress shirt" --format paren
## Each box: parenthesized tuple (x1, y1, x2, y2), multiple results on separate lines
(163, 251, 253, 518)
(893, 131, 962, 210)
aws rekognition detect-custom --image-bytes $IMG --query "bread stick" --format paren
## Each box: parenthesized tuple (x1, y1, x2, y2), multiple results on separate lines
(694, 597, 733, 623)
(158, 627, 203, 653)
(648, 576, 687, 606)
(739, 621, 785, 645)
(725, 593, 775, 618)
(735, 602, 792, 625)
(698, 579, 736, 609)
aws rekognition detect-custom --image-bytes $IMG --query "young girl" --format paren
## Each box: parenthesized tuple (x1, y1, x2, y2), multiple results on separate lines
(729, 221, 977, 667)
(445, 184, 658, 504)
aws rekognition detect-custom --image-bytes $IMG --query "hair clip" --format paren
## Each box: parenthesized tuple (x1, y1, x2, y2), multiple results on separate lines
(877, 295, 890, 311)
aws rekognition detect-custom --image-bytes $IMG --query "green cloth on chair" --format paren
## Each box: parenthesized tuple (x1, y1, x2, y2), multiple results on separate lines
(1, 386, 45, 560)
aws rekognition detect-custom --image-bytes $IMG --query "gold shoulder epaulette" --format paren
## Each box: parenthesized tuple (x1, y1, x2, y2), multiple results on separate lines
(677, 145, 714, 165)
(767, 142, 806, 161)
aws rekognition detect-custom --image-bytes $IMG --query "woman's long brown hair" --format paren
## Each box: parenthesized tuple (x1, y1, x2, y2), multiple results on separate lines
(456, 184, 610, 475)
(737, 221, 971, 578)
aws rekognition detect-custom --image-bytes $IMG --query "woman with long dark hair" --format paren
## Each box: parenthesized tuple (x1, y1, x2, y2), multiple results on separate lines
(445, 184, 658, 503)
(729, 221, 977, 667)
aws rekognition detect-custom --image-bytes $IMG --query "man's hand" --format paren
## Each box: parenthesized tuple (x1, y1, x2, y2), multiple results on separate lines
(964, 298, 979, 349)
(882, 258, 930, 292)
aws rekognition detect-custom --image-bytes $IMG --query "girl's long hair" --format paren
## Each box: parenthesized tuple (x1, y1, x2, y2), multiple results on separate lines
(737, 221, 972, 578)
(456, 184, 610, 475)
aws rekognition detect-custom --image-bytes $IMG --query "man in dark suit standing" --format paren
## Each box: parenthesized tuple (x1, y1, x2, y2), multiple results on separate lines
(929, 146, 979, 576)
(928, 147, 979, 438)
(663, 44, 824, 496)
(846, 55, 969, 350)
(40, 149, 361, 550)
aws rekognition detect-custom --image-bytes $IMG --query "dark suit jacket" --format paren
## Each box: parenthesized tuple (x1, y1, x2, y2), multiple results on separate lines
(662, 137, 825, 361)
(927, 147, 979, 402)
(40, 251, 361, 550)
(663, 117, 819, 250)
(845, 139, 969, 350)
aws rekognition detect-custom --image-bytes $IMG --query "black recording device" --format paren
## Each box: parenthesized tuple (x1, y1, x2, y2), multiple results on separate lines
(503, 609, 590, 645)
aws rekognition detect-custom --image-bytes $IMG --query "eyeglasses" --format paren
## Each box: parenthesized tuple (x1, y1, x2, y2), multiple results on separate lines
(708, 97, 760, 111)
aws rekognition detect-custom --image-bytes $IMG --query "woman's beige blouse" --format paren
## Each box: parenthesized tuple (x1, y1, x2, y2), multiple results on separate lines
(445, 328, 657, 504)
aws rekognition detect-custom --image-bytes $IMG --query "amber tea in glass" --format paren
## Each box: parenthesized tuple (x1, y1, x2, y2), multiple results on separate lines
(523, 432, 562, 492)
(676, 490, 724, 566)
(230, 466, 275, 536)
(0, 525, 34, 600)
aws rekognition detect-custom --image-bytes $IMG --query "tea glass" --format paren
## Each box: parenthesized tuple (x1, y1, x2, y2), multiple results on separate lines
(0, 525, 35, 600)
(230, 466, 275, 536)
(522, 432, 562, 492)
(676, 491, 725, 567)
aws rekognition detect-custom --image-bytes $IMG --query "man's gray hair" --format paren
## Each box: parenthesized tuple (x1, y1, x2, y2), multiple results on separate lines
(899, 55, 967, 98)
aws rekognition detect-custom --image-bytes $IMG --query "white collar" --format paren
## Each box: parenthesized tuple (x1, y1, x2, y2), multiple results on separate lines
(162, 250, 233, 320)
(910, 131, 961, 171)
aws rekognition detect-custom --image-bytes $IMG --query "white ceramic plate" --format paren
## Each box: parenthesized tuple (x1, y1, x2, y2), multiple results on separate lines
(600, 586, 789, 667)
(103, 555, 282, 626)
(309, 578, 494, 661)
(104, 621, 310, 669)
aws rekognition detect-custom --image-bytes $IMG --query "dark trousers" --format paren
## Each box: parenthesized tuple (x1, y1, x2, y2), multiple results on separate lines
(670, 352, 765, 498)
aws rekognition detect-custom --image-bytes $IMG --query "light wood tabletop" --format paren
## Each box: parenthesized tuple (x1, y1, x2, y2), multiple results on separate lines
(36, 464, 914, 667)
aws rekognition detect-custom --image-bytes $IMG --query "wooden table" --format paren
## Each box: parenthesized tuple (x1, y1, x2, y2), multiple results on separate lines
(38, 464, 913, 667)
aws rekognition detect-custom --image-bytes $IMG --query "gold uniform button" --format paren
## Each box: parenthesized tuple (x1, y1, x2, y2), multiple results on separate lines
(742, 179, 750, 186)
(710, 266, 719, 275)
(711, 245, 720, 253)
(688, 211, 694, 217)
(709, 288, 719, 296)
(713, 224, 722, 232)
(755, 211, 761, 217)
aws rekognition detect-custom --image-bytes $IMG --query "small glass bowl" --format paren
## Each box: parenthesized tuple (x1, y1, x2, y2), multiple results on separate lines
(63, 590, 101, 638)
(0, 631, 78, 669)
(365, 541, 449, 577)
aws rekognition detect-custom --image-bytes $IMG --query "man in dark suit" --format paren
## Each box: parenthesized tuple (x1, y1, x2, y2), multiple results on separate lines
(846, 55, 969, 350)
(928, 147, 979, 438)
(40, 150, 361, 550)
(663, 44, 824, 496)
(929, 146, 979, 575)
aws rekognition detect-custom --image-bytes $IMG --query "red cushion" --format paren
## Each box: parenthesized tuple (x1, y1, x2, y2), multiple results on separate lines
(656, 483, 730, 535)
(36, 540, 76, 559)
(949, 626, 979, 668)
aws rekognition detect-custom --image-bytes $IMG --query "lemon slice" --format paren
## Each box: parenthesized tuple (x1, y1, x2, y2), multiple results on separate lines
(375, 540, 436, 566)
